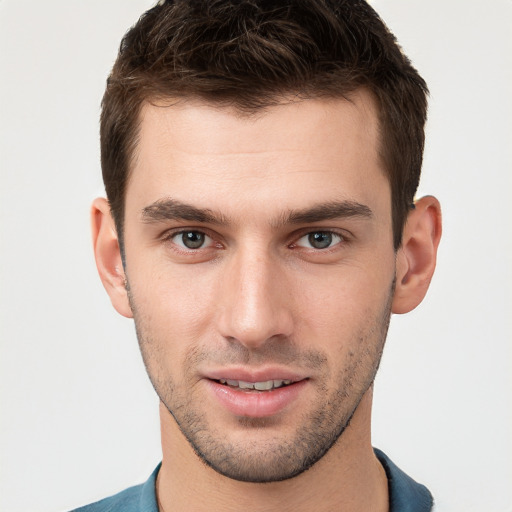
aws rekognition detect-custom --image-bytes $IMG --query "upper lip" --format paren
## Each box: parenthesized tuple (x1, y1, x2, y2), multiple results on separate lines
(203, 367, 308, 383)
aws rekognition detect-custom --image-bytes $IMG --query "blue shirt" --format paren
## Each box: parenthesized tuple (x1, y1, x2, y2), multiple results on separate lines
(71, 449, 433, 511)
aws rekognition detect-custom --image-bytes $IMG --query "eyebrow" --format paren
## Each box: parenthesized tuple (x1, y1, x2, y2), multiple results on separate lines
(282, 200, 373, 225)
(141, 198, 229, 225)
(141, 198, 373, 226)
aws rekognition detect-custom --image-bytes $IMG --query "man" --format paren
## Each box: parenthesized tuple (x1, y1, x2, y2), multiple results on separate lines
(78, 0, 442, 510)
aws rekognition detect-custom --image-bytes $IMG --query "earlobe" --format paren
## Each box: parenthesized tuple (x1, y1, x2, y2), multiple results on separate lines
(392, 196, 442, 314)
(91, 197, 133, 318)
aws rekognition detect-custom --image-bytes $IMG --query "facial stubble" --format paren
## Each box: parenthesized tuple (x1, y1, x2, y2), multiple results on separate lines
(128, 279, 394, 483)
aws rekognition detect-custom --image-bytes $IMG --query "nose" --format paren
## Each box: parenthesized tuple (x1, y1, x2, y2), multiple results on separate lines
(217, 248, 294, 350)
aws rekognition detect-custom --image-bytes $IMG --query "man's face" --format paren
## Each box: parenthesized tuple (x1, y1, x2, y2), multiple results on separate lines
(122, 93, 397, 482)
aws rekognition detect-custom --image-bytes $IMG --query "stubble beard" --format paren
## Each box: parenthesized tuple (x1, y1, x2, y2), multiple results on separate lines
(128, 281, 394, 483)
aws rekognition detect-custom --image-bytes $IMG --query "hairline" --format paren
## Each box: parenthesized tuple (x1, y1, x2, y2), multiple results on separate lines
(113, 87, 398, 255)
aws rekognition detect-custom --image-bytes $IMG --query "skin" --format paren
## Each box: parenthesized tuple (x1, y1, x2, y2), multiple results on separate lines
(93, 91, 442, 512)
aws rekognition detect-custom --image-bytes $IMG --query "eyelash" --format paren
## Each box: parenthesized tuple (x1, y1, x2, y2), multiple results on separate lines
(291, 231, 346, 251)
(161, 229, 219, 252)
(161, 228, 350, 254)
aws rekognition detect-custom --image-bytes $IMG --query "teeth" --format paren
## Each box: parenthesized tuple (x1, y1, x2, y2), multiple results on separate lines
(254, 381, 273, 391)
(218, 379, 293, 390)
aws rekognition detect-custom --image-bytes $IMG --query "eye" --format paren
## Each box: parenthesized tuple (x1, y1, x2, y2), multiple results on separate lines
(171, 230, 212, 250)
(295, 231, 343, 250)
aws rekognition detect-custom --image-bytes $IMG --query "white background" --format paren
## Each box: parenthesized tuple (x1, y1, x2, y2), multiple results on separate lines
(1, 1, 511, 511)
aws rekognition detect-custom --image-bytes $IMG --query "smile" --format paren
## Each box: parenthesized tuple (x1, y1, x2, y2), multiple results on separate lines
(207, 377, 308, 418)
(217, 379, 293, 391)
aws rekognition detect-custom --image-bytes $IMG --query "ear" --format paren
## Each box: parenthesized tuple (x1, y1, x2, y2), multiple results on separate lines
(392, 196, 442, 314)
(91, 197, 133, 318)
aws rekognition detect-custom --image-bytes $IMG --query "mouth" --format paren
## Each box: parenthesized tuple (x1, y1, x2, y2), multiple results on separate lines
(205, 374, 308, 418)
(215, 378, 294, 391)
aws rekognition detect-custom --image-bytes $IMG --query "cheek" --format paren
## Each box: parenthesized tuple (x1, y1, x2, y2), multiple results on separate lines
(293, 264, 394, 343)
(128, 259, 221, 346)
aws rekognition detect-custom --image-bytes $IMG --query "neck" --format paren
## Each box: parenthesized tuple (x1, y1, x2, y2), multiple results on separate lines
(157, 389, 388, 512)
(156, 389, 388, 512)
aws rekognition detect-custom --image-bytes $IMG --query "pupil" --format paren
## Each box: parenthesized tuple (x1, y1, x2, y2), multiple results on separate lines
(182, 232, 204, 249)
(308, 232, 332, 249)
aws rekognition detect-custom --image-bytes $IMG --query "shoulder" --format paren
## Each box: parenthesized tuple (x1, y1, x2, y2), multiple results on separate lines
(374, 448, 434, 512)
(69, 464, 160, 512)
(70, 484, 143, 512)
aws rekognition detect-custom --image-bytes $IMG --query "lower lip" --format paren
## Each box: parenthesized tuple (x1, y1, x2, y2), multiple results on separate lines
(205, 379, 308, 418)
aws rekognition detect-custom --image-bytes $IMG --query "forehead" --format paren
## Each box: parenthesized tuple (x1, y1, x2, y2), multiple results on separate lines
(126, 92, 389, 221)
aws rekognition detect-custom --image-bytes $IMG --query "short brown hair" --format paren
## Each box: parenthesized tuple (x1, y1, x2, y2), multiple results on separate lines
(101, 0, 428, 250)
